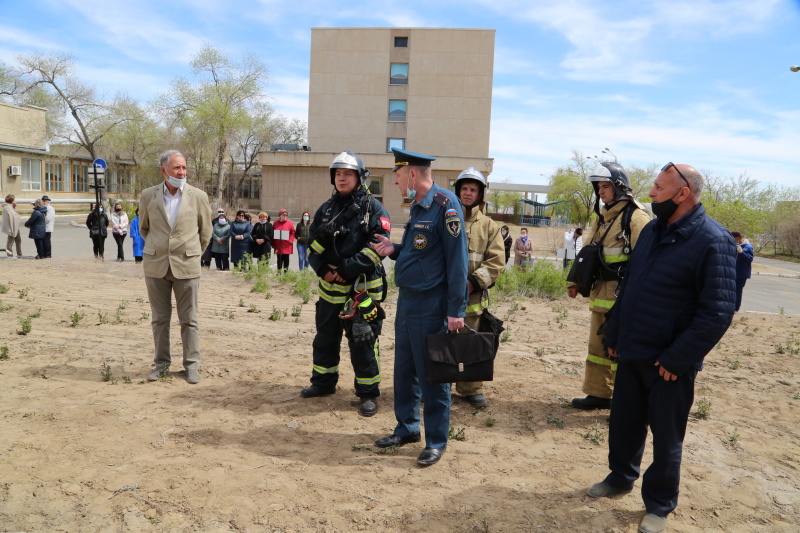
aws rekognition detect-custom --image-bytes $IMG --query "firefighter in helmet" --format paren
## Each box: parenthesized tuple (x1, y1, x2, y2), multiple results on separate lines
(301, 151, 391, 417)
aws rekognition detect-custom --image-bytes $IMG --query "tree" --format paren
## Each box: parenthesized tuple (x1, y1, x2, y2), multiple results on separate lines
(159, 44, 268, 204)
(626, 163, 659, 203)
(547, 149, 595, 227)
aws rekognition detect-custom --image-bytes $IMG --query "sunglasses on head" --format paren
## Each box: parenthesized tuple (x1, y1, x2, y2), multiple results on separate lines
(661, 162, 689, 187)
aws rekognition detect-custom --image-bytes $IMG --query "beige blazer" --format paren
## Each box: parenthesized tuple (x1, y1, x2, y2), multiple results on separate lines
(139, 182, 212, 279)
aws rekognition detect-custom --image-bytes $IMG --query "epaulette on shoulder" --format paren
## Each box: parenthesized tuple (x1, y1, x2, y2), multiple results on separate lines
(433, 192, 450, 207)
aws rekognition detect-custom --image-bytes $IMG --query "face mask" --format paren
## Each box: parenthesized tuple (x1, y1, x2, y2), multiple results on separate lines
(651, 189, 683, 221)
(99, 208, 103, 213)
(501, 231, 507, 236)
(303, 216, 309, 222)
(115, 208, 122, 212)
(218, 218, 227, 225)
(167, 175, 186, 189)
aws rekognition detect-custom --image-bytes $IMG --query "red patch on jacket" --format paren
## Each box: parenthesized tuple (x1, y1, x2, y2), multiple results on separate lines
(380, 217, 391, 231)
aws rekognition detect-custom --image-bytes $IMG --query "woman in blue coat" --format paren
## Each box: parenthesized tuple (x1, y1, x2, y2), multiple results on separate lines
(129, 207, 146, 263)
(24, 199, 48, 259)
(229, 209, 252, 268)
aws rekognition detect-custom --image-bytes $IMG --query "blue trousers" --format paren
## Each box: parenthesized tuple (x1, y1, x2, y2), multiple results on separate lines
(605, 359, 697, 517)
(298, 243, 309, 270)
(393, 289, 451, 449)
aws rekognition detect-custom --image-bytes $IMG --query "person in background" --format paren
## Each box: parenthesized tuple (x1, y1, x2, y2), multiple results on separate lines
(562, 227, 584, 269)
(1, 194, 23, 259)
(201, 207, 225, 269)
(501, 225, 512, 265)
(212, 211, 231, 271)
(129, 207, 145, 263)
(24, 199, 47, 259)
(513, 227, 533, 267)
(229, 210, 251, 268)
(244, 213, 254, 258)
(86, 203, 109, 261)
(42, 195, 55, 258)
(295, 210, 312, 270)
(110, 202, 129, 262)
(730, 230, 754, 312)
(272, 209, 295, 272)
(251, 212, 272, 266)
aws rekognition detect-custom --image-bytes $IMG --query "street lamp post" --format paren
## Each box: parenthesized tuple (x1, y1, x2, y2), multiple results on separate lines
(791, 66, 800, 72)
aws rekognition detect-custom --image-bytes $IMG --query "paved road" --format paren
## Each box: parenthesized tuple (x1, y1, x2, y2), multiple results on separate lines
(4, 215, 800, 315)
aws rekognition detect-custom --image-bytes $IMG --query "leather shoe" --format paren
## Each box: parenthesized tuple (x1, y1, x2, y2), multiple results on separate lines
(359, 398, 378, 417)
(300, 385, 336, 398)
(465, 393, 487, 408)
(147, 364, 169, 382)
(417, 447, 445, 466)
(186, 367, 201, 384)
(571, 395, 612, 410)
(374, 432, 421, 448)
(587, 481, 632, 498)
(639, 513, 667, 533)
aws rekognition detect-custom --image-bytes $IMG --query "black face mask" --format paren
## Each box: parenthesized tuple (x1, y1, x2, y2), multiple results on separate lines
(651, 188, 683, 221)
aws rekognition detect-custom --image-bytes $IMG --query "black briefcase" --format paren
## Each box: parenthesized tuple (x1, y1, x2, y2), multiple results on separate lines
(424, 327, 496, 384)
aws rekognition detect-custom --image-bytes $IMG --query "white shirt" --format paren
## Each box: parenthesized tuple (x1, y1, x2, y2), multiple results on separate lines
(44, 204, 55, 232)
(163, 183, 183, 229)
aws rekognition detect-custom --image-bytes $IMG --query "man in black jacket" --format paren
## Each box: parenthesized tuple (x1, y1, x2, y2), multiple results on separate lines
(586, 163, 736, 533)
(301, 151, 391, 417)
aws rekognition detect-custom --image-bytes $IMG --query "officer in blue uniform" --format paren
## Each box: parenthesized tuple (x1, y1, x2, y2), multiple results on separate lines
(302, 151, 392, 418)
(370, 148, 468, 466)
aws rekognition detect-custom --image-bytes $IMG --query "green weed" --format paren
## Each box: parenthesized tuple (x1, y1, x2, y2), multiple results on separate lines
(695, 398, 711, 419)
(0, 345, 9, 360)
(27, 308, 41, 318)
(547, 415, 566, 428)
(0, 284, 8, 294)
(100, 362, 113, 382)
(18, 287, 29, 299)
(448, 427, 467, 441)
(98, 310, 108, 324)
(17, 316, 32, 335)
(495, 260, 567, 301)
(247, 304, 260, 313)
(584, 422, 604, 445)
(238, 298, 245, 307)
(269, 307, 287, 321)
(70, 311, 85, 327)
(0, 300, 12, 311)
(291, 305, 302, 317)
(117, 299, 129, 310)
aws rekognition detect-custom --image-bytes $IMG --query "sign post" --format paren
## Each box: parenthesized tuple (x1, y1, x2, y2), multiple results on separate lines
(89, 158, 107, 211)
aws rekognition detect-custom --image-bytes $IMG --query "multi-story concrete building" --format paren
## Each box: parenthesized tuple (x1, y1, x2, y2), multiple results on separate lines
(258, 27, 495, 222)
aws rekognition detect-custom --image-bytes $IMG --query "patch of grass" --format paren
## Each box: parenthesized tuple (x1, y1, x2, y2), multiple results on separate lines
(779, 306, 785, 315)
(70, 311, 86, 327)
(448, 427, 467, 441)
(17, 316, 32, 335)
(27, 308, 42, 318)
(375, 445, 399, 455)
(123, 376, 132, 384)
(495, 260, 567, 301)
(726, 428, 740, 447)
(0, 300, 13, 311)
(98, 310, 108, 324)
(351, 445, 372, 452)
(247, 304, 260, 313)
(100, 362, 114, 382)
(485, 415, 496, 427)
(546, 415, 566, 428)
(695, 398, 711, 419)
(250, 279, 271, 294)
(220, 309, 235, 320)
(269, 307, 287, 321)
(500, 327, 511, 343)
(291, 270, 317, 303)
(583, 422, 604, 445)
(117, 299, 129, 310)
(0, 284, 8, 294)
(18, 287, 29, 299)
(141, 312, 149, 320)
(238, 298, 245, 307)
(291, 305, 302, 317)
(793, 393, 800, 400)
(0, 345, 9, 360)
(552, 304, 568, 322)
(726, 357, 740, 370)
(114, 308, 123, 323)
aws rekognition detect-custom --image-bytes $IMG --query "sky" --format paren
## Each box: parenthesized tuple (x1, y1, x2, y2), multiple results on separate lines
(1, 0, 799, 188)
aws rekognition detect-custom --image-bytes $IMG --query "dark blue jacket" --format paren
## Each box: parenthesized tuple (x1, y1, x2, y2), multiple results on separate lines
(604, 203, 736, 375)
(24, 206, 47, 239)
(392, 183, 468, 317)
(736, 242, 754, 280)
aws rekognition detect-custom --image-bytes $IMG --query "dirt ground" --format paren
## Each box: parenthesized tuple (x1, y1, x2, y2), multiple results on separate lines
(1, 234, 799, 532)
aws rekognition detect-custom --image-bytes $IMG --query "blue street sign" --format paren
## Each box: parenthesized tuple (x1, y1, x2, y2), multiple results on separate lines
(92, 158, 107, 169)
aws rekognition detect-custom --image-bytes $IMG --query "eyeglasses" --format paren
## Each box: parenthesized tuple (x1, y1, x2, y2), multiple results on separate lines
(661, 162, 689, 187)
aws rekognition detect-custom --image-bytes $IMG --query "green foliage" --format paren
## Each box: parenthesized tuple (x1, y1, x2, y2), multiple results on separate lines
(291, 305, 302, 317)
(695, 398, 711, 419)
(100, 362, 113, 382)
(448, 427, 467, 441)
(0, 284, 8, 294)
(70, 311, 85, 327)
(583, 422, 604, 445)
(495, 260, 566, 301)
(17, 316, 32, 335)
(269, 307, 287, 321)
(98, 310, 108, 324)
(546, 150, 595, 226)
(0, 345, 9, 360)
(291, 270, 317, 303)
(0, 300, 13, 312)
(546, 415, 566, 428)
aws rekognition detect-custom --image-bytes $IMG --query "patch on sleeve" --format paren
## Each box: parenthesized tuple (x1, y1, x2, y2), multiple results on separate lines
(380, 217, 391, 231)
(445, 214, 461, 238)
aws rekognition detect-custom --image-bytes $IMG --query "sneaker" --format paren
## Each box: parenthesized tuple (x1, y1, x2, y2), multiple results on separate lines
(186, 367, 201, 384)
(639, 513, 667, 533)
(359, 398, 378, 417)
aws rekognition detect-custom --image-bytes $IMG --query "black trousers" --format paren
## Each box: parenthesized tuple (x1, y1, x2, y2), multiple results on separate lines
(113, 233, 126, 260)
(43, 232, 52, 258)
(310, 299, 381, 398)
(91, 236, 105, 258)
(605, 359, 697, 517)
(33, 237, 46, 258)
(276, 254, 289, 271)
(213, 252, 229, 271)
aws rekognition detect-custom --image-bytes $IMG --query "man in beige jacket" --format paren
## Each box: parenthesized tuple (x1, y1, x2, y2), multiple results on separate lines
(140, 150, 212, 384)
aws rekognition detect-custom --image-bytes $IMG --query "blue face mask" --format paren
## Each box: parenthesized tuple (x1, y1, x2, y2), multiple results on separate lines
(99, 207, 103, 213)
(167, 175, 186, 189)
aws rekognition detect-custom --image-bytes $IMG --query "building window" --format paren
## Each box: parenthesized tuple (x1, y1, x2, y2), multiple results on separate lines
(21, 159, 42, 191)
(387, 138, 405, 152)
(390, 63, 408, 85)
(388, 100, 406, 121)
(394, 37, 408, 47)
(72, 162, 90, 193)
(45, 162, 66, 192)
(108, 167, 132, 195)
(239, 176, 260, 199)
(367, 176, 383, 204)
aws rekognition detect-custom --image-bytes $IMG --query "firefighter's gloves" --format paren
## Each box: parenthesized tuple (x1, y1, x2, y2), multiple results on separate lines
(339, 290, 380, 323)
(351, 315, 375, 346)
